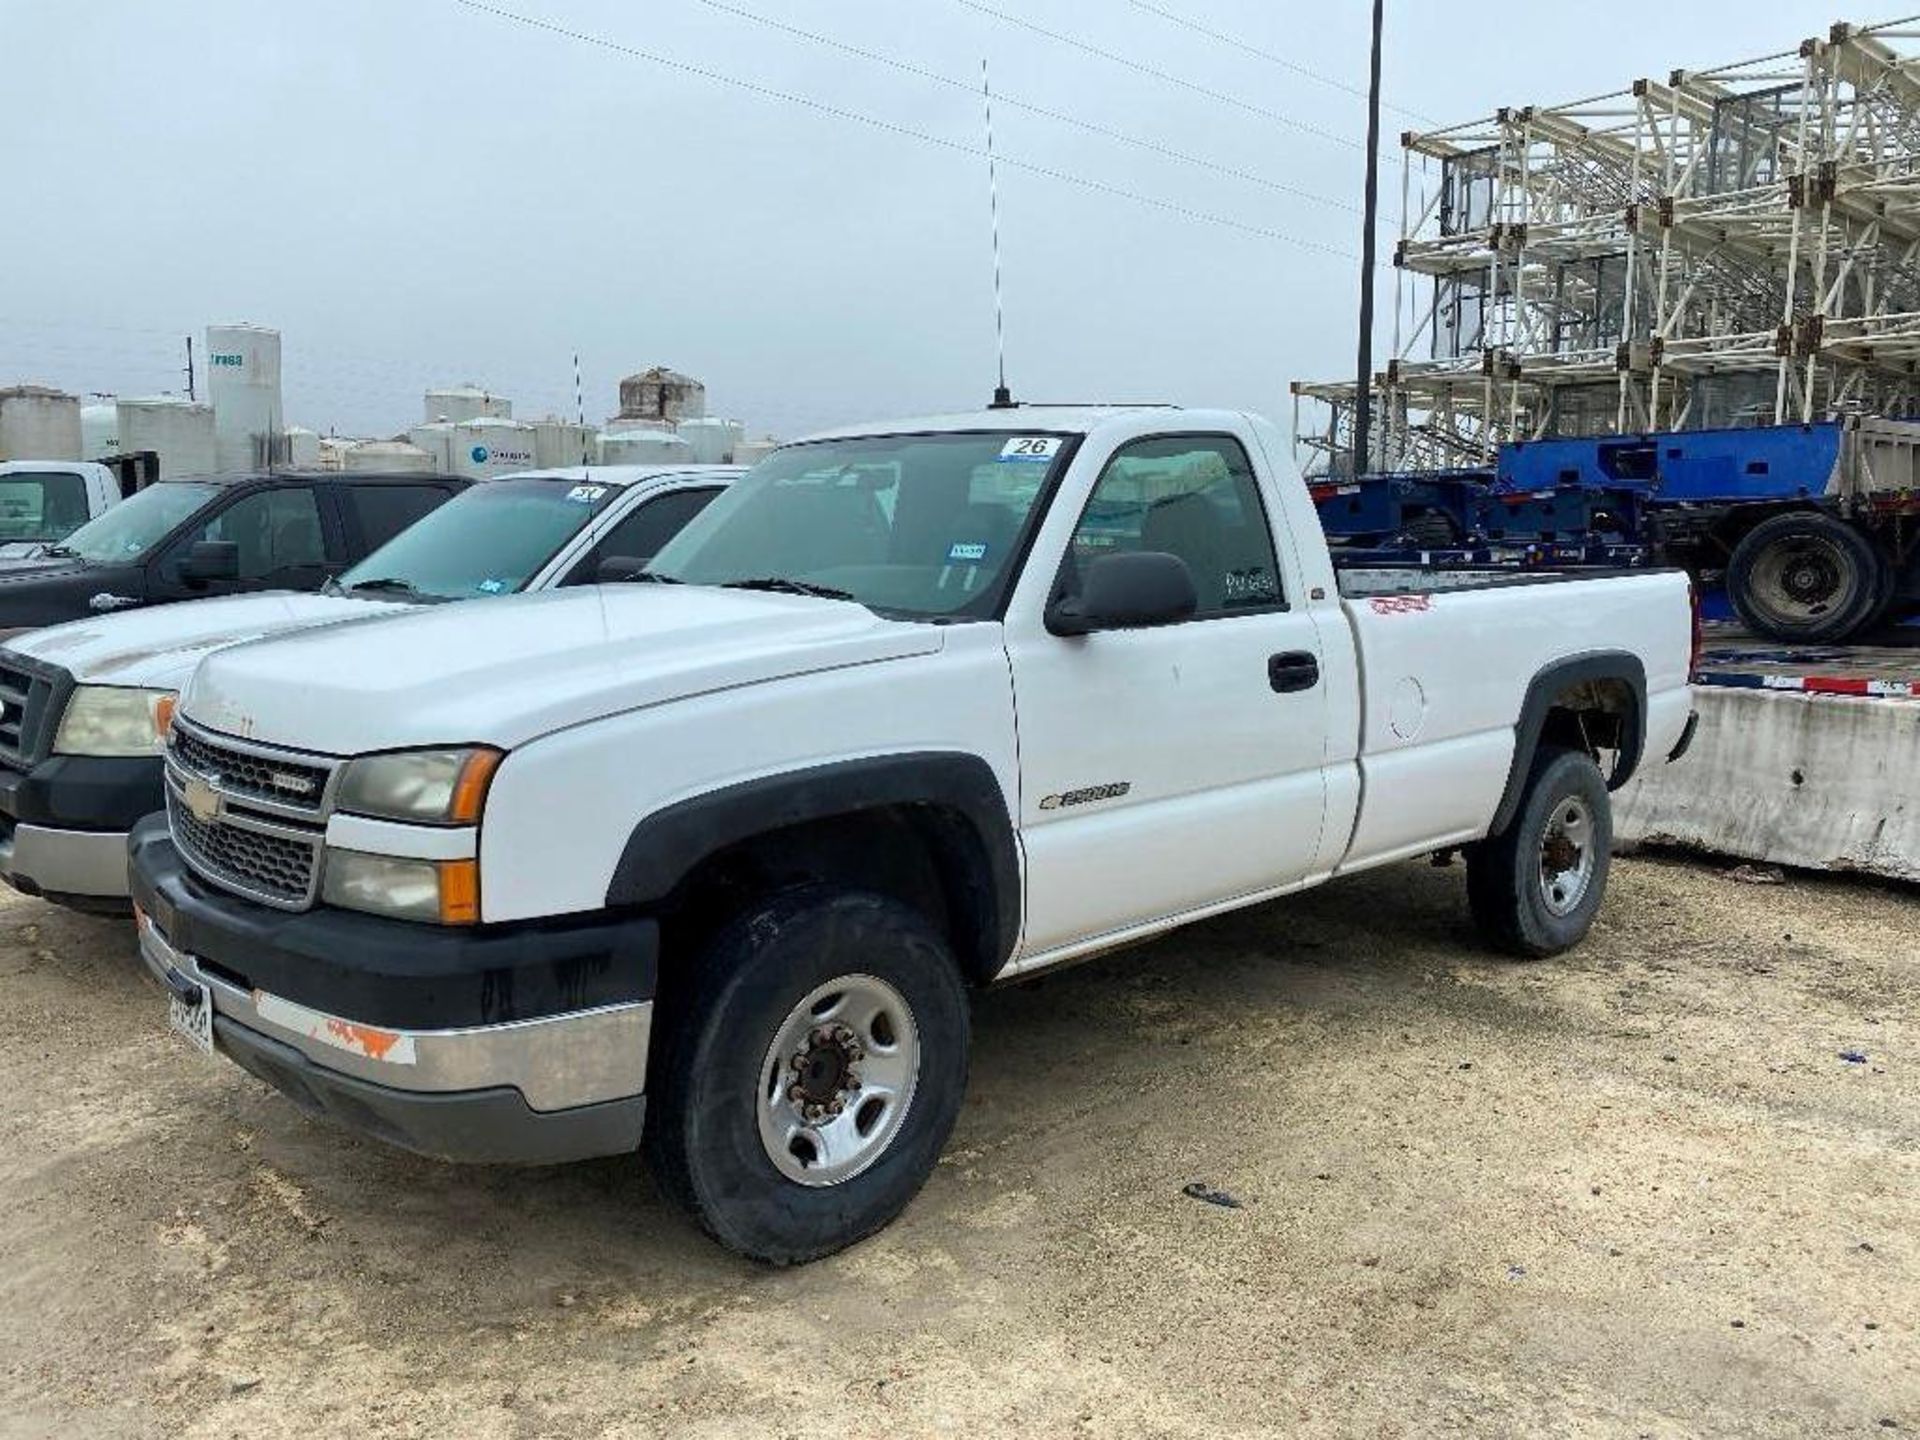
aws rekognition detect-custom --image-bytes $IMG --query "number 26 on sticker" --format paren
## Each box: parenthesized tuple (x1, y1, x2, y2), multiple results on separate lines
(999, 436, 1062, 462)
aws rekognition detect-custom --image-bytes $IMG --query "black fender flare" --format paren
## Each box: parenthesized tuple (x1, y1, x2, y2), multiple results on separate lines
(604, 751, 1021, 972)
(1488, 651, 1647, 836)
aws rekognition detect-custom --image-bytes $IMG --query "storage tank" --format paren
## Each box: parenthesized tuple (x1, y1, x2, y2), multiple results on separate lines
(316, 436, 357, 472)
(285, 425, 322, 468)
(80, 403, 120, 459)
(424, 384, 511, 424)
(599, 426, 695, 465)
(0, 385, 83, 461)
(407, 421, 456, 472)
(344, 440, 435, 474)
(532, 417, 597, 469)
(205, 323, 285, 472)
(734, 436, 780, 466)
(677, 417, 744, 465)
(612, 367, 705, 427)
(117, 396, 217, 478)
(450, 417, 539, 477)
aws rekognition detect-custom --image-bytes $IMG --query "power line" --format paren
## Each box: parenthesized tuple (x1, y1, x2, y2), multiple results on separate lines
(1122, 0, 1438, 123)
(950, 0, 1369, 153)
(685, 0, 1360, 214)
(448, 0, 1358, 259)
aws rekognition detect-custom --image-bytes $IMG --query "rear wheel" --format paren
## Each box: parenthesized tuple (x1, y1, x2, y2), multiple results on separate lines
(644, 887, 970, 1264)
(1467, 746, 1612, 958)
(1399, 508, 1461, 549)
(1726, 512, 1884, 642)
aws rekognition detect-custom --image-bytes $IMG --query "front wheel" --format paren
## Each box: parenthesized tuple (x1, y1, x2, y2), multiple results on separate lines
(644, 887, 970, 1264)
(1467, 746, 1612, 958)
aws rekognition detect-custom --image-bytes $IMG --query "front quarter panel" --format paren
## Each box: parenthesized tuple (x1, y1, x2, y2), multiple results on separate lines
(476, 624, 1020, 923)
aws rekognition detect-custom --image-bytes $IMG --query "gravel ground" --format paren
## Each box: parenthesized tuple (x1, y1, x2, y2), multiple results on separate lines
(0, 853, 1913, 1439)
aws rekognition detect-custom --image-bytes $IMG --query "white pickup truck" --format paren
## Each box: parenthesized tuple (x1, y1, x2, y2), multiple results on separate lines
(0, 460, 125, 560)
(0, 465, 733, 911)
(130, 407, 1697, 1263)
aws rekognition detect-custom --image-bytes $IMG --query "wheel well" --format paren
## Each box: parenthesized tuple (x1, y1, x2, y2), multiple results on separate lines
(1539, 677, 1636, 779)
(656, 805, 1006, 990)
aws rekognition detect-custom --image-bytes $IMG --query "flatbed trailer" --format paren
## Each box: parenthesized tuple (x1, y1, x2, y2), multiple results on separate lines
(1313, 417, 1920, 643)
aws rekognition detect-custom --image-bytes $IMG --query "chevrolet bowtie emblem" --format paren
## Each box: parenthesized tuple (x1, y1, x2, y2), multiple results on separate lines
(181, 776, 222, 824)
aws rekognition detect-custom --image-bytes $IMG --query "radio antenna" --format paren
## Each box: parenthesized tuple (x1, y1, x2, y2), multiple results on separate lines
(982, 57, 1014, 409)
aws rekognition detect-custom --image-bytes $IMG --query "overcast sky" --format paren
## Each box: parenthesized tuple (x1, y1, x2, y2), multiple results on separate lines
(6, 0, 1860, 447)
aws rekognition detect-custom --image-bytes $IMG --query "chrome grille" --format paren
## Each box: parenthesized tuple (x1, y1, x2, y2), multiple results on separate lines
(168, 784, 320, 906)
(164, 720, 338, 910)
(170, 723, 330, 812)
(0, 656, 68, 766)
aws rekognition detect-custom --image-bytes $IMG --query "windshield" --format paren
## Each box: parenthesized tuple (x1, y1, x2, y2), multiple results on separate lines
(647, 431, 1072, 619)
(0, 471, 94, 544)
(333, 476, 620, 600)
(54, 481, 221, 564)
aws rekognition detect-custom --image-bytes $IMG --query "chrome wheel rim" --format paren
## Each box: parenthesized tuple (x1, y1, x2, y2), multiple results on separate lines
(1539, 794, 1596, 917)
(756, 974, 920, 1187)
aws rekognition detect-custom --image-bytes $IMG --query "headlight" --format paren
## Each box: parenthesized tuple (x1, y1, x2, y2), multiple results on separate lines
(336, 747, 502, 824)
(54, 686, 176, 757)
(322, 850, 479, 925)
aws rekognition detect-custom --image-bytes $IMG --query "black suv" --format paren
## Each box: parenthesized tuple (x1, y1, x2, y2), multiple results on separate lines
(0, 471, 469, 636)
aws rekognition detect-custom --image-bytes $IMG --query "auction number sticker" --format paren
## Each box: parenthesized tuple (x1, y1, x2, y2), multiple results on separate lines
(998, 436, 1062, 463)
(566, 484, 608, 503)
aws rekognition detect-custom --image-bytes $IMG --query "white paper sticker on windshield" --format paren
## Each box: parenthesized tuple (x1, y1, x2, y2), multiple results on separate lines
(947, 541, 988, 562)
(998, 436, 1062, 463)
(566, 484, 608, 503)
(477, 578, 507, 594)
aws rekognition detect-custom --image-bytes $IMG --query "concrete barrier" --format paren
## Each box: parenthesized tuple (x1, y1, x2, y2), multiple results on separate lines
(1615, 686, 1920, 882)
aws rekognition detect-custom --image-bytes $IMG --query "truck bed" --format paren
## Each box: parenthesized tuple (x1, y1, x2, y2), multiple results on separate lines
(1336, 563, 1665, 599)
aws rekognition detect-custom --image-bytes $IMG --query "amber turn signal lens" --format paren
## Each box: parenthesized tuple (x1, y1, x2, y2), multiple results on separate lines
(153, 694, 177, 740)
(448, 749, 502, 824)
(437, 859, 480, 925)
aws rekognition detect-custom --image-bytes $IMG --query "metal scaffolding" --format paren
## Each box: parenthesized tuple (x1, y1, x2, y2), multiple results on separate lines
(1293, 15, 1920, 477)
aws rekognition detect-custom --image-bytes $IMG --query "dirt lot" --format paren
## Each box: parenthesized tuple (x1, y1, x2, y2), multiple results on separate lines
(0, 853, 1913, 1439)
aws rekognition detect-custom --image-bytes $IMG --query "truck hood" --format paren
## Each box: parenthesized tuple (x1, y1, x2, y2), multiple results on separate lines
(181, 585, 946, 754)
(9, 592, 408, 691)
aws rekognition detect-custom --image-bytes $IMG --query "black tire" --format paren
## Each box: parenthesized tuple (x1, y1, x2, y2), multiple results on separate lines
(644, 886, 970, 1265)
(1467, 746, 1612, 959)
(1726, 512, 1885, 642)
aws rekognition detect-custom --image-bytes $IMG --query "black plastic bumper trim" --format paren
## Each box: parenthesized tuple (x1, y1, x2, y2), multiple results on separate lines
(0, 754, 164, 832)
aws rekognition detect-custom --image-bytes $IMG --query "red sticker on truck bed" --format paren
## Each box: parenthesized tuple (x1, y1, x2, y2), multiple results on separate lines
(1368, 594, 1432, 614)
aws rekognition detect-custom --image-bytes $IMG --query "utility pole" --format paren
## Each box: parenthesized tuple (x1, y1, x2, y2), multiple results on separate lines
(184, 336, 196, 401)
(1352, 0, 1385, 477)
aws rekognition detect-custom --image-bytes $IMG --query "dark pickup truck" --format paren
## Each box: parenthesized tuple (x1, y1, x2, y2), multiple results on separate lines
(0, 470, 468, 638)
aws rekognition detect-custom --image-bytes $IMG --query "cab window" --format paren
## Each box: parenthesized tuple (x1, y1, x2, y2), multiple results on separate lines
(194, 487, 328, 581)
(1063, 436, 1283, 616)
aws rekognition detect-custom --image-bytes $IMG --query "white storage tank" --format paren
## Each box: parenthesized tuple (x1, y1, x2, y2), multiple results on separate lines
(407, 421, 456, 472)
(285, 425, 323, 468)
(424, 384, 511, 424)
(206, 324, 285, 472)
(532, 417, 597, 469)
(344, 440, 436, 474)
(451, 417, 539, 477)
(677, 417, 745, 465)
(81, 403, 121, 459)
(316, 436, 358, 472)
(599, 426, 695, 465)
(117, 396, 217, 478)
(0, 385, 83, 461)
(735, 436, 780, 466)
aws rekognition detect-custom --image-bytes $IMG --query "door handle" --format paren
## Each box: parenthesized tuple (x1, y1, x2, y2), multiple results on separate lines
(1268, 651, 1319, 693)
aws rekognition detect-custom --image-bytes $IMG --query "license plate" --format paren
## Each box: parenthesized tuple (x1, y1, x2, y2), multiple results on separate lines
(168, 976, 215, 1058)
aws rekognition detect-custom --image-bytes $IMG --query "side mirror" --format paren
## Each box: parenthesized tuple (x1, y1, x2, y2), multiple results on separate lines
(178, 540, 240, 585)
(595, 555, 652, 583)
(1046, 550, 1197, 636)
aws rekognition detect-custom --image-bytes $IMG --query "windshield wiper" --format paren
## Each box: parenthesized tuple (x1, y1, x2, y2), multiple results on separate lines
(721, 576, 856, 601)
(40, 544, 76, 559)
(344, 577, 421, 596)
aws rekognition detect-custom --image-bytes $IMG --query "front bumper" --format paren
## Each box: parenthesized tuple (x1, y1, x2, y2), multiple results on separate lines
(130, 818, 660, 1165)
(0, 754, 163, 906)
